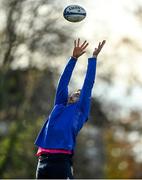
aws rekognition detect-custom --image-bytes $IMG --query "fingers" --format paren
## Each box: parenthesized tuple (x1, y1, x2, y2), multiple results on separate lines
(98, 40, 106, 51)
(73, 39, 105, 59)
(74, 38, 88, 49)
(102, 40, 106, 45)
(81, 41, 89, 50)
(77, 38, 80, 47)
(74, 40, 76, 48)
(93, 40, 106, 58)
(80, 51, 86, 56)
(74, 38, 80, 47)
(80, 40, 87, 48)
(82, 43, 89, 51)
(100, 40, 106, 48)
(74, 39, 105, 48)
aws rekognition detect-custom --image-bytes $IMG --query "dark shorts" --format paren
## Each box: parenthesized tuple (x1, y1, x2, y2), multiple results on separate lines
(36, 153, 74, 179)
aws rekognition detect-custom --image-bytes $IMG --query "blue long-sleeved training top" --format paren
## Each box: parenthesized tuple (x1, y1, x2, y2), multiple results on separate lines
(35, 56, 97, 150)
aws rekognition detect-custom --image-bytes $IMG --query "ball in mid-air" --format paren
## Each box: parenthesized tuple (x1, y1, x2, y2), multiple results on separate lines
(63, 5, 86, 22)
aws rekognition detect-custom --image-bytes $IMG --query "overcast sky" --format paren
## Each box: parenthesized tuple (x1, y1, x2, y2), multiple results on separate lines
(60, 0, 142, 112)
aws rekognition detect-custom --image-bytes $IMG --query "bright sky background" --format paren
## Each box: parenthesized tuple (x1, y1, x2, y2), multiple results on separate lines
(60, 0, 142, 113)
(59, 0, 142, 162)
(62, 0, 142, 161)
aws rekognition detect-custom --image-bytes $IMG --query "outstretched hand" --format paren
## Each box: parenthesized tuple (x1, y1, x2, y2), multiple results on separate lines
(93, 40, 106, 58)
(72, 38, 89, 59)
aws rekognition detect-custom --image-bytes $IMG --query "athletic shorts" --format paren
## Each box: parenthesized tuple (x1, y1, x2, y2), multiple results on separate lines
(36, 153, 74, 179)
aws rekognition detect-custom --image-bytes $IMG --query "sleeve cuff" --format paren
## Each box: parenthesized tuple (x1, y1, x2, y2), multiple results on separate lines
(70, 56, 77, 61)
(88, 57, 97, 61)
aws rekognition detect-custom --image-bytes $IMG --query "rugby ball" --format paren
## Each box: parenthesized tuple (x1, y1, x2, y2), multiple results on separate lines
(63, 5, 86, 22)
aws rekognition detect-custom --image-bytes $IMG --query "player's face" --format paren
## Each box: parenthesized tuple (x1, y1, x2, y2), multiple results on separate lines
(68, 90, 81, 104)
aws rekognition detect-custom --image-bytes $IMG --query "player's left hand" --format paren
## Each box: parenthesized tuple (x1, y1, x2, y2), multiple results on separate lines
(93, 40, 106, 58)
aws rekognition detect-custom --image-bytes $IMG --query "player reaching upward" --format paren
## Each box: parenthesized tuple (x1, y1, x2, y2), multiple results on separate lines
(35, 38, 106, 179)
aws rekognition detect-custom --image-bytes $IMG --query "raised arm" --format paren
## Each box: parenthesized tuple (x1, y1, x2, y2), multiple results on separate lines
(54, 38, 89, 105)
(78, 40, 106, 117)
